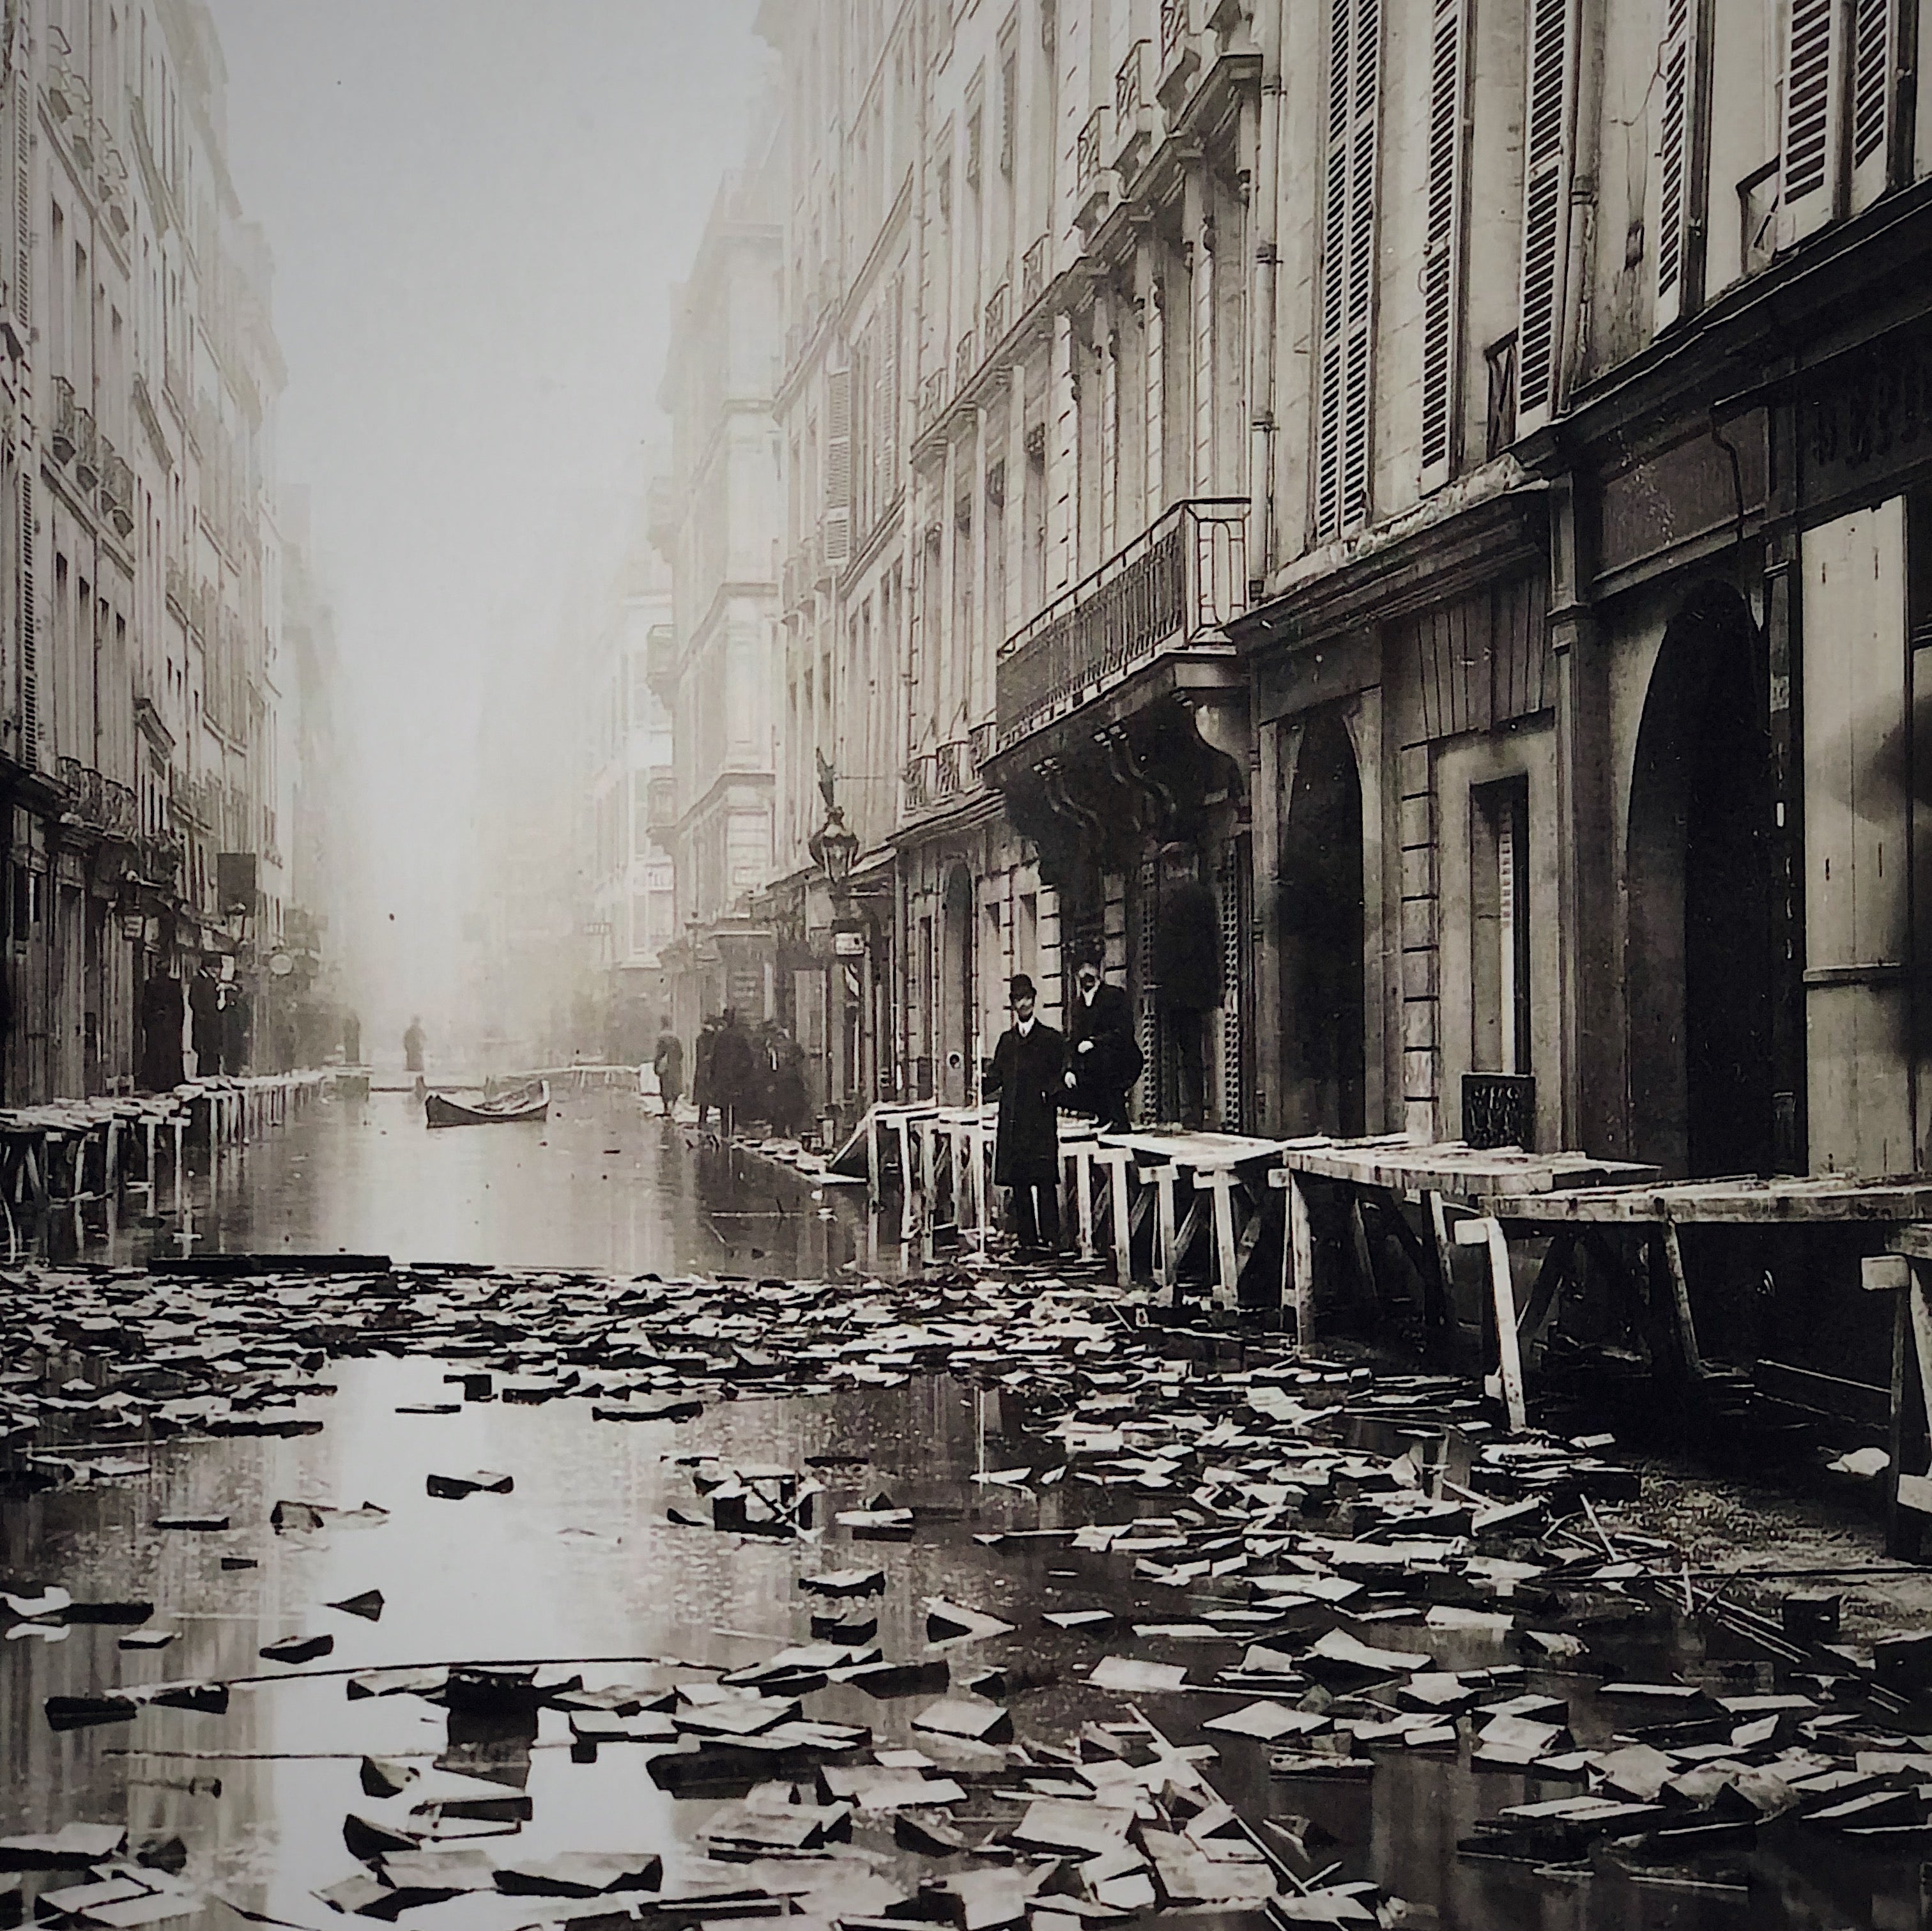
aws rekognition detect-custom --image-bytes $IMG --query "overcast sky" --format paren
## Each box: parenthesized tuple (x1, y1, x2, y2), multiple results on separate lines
(204, 0, 766, 1048)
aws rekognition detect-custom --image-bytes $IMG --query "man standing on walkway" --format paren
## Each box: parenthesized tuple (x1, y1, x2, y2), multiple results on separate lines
(188, 959, 223, 1079)
(985, 974, 1065, 1256)
(1064, 951, 1140, 1131)
(652, 1015, 684, 1118)
(709, 1008, 756, 1138)
(403, 1015, 426, 1074)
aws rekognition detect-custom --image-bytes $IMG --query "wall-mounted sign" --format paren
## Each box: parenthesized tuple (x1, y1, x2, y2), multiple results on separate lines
(833, 930, 866, 957)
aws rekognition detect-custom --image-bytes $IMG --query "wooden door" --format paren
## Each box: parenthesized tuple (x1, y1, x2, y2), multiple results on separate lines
(1803, 496, 1913, 1173)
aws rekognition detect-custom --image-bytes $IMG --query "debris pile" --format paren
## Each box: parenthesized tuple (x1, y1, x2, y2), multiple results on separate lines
(3, 1256, 1930, 1923)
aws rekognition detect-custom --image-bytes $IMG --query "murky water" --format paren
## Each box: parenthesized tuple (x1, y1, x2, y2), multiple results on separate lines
(0, 1091, 1921, 1928)
(70, 1089, 880, 1279)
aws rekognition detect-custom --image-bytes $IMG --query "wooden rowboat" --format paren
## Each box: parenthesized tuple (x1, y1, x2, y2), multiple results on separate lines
(424, 1081, 550, 1129)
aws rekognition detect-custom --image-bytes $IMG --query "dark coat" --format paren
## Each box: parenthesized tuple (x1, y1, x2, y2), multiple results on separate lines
(139, 972, 185, 1092)
(709, 1021, 758, 1108)
(1066, 981, 1141, 1114)
(652, 1030, 684, 1096)
(1154, 878, 1222, 1010)
(985, 1019, 1065, 1183)
(188, 972, 223, 1060)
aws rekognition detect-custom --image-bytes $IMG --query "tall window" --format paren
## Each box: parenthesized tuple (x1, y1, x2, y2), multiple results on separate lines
(1313, 0, 1381, 539)
(1471, 778, 1531, 1075)
(1779, 0, 1903, 249)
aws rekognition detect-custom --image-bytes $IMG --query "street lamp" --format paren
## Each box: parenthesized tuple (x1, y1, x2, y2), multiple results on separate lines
(808, 805, 859, 900)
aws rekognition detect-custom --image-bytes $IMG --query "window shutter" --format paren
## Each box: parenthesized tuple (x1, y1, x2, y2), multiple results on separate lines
(823, 364, 852, 571)
(1515, 0, 1575, 436)
(12, 72, 27, 331)
(1848, 0, 1899, 214)
(1652, 0, 1696, 330)
(19, 472, 34, 768)
(1779, 0, 1845, 247)
(1314, 0, 1380, 541)
(1418, 0, 1466, 492)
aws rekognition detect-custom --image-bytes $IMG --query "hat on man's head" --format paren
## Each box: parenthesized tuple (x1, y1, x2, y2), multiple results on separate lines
(1009, 974, 1036, 1000)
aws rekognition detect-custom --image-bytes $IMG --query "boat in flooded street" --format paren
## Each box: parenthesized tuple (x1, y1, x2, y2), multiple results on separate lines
(423, 1081, 550, 1129)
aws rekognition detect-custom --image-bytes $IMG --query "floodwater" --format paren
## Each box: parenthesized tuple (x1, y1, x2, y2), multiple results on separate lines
(81, 1088, 880, 1279)
(0, 1089, 1922, 1929)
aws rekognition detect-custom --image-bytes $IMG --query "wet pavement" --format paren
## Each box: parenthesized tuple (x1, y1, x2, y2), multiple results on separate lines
(70, 1089, 876, 1280)
(0, 1088, 1928, 1930)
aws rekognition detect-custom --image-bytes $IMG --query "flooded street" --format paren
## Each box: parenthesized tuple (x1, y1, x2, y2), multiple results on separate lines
(75, 1089, 876, 1282)
(0, 1089, 1924, 1930)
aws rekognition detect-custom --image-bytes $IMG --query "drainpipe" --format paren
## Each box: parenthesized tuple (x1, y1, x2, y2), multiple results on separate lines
(1556, 0, 1606, 413)
(1245, 3, 1282, 593)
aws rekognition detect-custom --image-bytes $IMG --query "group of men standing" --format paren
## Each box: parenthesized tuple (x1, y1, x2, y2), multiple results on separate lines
(985, 952, 1142, 1256)
(988, 842, 1224, 1258)
(650, 1010, 811, 1139)
(136, 958, 252, 1091)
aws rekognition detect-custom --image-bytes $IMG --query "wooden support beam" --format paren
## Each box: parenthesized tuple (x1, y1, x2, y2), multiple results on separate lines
(1455, 1215, 1527, 1431)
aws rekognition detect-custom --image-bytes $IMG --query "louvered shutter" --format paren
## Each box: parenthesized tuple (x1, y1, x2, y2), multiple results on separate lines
(12, 70, 27, 331)
(1515, 0, 1575, 436)
(823, 365, 852, 571)
(1652, 0, 1696, 330)
(1418, 0, 1466, 492)
(1313, 0, 1380, 540)
(1779, 0, 1845, 247)
(19, 472, 34, 768)
(1848, 0, 1899, 214)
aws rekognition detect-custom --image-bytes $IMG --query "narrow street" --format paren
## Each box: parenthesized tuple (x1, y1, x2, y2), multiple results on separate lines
(92, 1087, 877, 1282)
(0, 1085, 1926, 1930)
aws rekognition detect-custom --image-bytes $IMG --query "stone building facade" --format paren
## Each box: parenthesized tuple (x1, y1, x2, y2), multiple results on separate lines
(648, 109, 786, 1056)
(677, 0, 1932, 1199)
(0, 0, 333, 1100)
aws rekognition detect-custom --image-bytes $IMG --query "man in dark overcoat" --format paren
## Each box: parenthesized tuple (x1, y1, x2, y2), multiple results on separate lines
(985, 973, 1066, 1254)
(1062, 952, 1140, 1130)
(709, 1008, 758, 1138)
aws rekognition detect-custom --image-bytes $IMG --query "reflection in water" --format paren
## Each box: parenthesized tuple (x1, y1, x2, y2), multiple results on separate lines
(0, 1091, 1920, 1928)
(57, 1088, 886, 1278)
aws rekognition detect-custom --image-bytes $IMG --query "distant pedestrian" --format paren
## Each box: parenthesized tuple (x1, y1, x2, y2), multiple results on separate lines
(403, 1015, 426, 1073)
(985, 974, 1066, 1256)
(344, 1010, 362, 1065)
(652, 1016, 684, 1116)
(769, 1026, 808, 1139)
(1064, 952, 1141, 1131)
(222, 982, 253, 1076)
(139, 965, 185, 1093)
(188, 960, 223, 1079)
(709, 1007, 757, 1138)
(692, 1015, 720, 1129)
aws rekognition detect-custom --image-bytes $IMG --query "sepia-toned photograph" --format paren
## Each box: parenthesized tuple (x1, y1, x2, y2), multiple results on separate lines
(3, 3, 1932, 1926)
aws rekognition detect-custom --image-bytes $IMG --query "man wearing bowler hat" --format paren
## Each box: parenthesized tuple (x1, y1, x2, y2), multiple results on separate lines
(984, 973, 1066, 1255)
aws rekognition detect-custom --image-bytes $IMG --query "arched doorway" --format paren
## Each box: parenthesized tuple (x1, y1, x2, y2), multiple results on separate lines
(1627, 584, 1775, 1177)
(1278, 709, 1366, 1136)
(939, 865, 974, 1105)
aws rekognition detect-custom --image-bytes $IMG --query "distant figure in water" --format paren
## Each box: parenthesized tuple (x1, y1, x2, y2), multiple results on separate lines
(651, 1016, 684, 1117)
(403, 1016, 425, 1073)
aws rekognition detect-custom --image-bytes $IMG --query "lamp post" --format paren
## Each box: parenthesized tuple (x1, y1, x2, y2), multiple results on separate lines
(808, 805, 859, 900)
(808, 804, 862, 1134)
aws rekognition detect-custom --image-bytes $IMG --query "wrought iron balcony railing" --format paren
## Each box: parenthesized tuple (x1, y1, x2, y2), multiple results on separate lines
(1075, 111, 1110, 227)
(995, 498, 1248, 747)
(1022, 235, 1049, 307)
(50, 377, 77, 462)
(983, 282, 1009, 345)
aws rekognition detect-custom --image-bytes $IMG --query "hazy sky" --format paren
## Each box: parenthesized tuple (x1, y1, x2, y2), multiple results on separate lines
(204, 0, 766, 1045)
